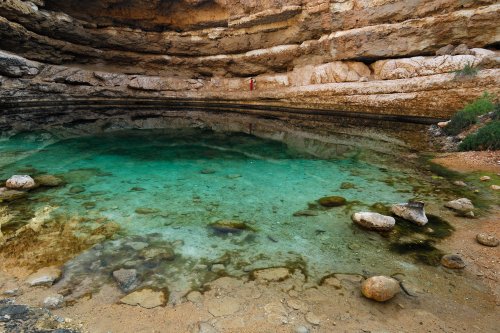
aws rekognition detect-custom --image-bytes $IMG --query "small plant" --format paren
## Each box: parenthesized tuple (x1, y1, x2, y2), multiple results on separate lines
(444, 93, 494, 136)
(459, 121, 500, 151)
(453, 63, 479, 78)
(492, 103, 500, 120)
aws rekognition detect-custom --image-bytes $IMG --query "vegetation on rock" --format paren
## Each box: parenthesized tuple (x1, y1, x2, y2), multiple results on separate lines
(459, 121, 500, 151)
(444, 93, 494, 136)
(453, 63, 479, 78)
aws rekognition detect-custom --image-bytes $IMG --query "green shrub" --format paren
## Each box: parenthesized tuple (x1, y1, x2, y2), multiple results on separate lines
(492, 103, 500, 120)
(459, 121, 500, 151)
(453, 63, 479, 78)
(445, 93, 494, 135)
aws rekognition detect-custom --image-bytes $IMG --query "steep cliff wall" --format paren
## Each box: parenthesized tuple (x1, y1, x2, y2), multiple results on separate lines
(0, 0, 499, 131)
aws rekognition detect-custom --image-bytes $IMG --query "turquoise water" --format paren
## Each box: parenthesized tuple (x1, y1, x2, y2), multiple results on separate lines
(1, 129, 441, 296)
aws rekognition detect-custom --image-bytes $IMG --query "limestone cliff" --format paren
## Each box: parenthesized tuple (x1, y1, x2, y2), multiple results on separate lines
(0, 0, 499, 132)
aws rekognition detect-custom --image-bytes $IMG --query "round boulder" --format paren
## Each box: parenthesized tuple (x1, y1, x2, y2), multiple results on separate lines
(361, 276, 400, 302)
(352, 212, 395, 231)
(5, 175, 36, 190)
(441, 254, 466, 269)
(476, 233, 499, 247)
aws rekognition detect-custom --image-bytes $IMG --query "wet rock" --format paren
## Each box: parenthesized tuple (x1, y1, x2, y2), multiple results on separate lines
(34, 175, 64, 187)
(317, 196, 347, 207)
(125, 241, 148, 250)
(293, 210, 319, 217)
(211, 264, 225, 273)
(476, 233, 499, 247)
(186, 291, 203, 304)
(340, 182, 355, 189)
(43, 294, 64, 309)
(140, 247, 175, 261)
(441, 254, 466, 269)
(26, 266, 62, 287)
(200, 169, 216, 174)
(0, 188, 27, 202)
(135, 207, 160, 214)
(352, 212, 395, 231)
(68, 186, 85, 194)
(130, 187, 145, 191)
(391, 201, 428, 226)
(112, 269, 138, 292)
(305, 312, 321, 325)
(120, 289, 167, 309)
(361, 276, 400, 302)
(5, 175, 36, 190)
(227, 174, 241, 179)
(252, 267, 290, 282)
(208, 220, 254, 234)
(480, 176, 491, 181)
(444, 198, 474, 215)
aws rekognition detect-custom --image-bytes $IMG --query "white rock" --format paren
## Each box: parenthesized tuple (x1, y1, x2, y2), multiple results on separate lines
(26, 266, 62, 287)
(491, 185, 500, 191)
(5, 175, 36, 190)
(352, 212, 395, 231)
(480, 176, 491, 181)
(437, 121, 450, 128)
(391, 201, 428, 226)
(444, 198, 474, 214)
(43, 294, 64, 309)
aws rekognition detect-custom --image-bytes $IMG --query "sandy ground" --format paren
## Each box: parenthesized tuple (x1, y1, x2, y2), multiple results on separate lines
(431, 151, 500, 173)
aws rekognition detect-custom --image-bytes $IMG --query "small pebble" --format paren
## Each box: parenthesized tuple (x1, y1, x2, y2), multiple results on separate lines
(441, 254, 466, 269)
(305, 312, 321, 325)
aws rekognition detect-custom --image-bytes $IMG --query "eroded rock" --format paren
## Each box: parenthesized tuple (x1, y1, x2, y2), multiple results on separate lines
(391, 201, 428, 226)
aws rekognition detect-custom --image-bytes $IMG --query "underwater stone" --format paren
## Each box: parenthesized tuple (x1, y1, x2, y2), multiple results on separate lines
(0, 188, 27, 202)
(444, 198, 474, 215)
(441, 254, 466, 269)
(252, 267, 290, 282)
(68, 186, 85, 194)
(317, 196, 347, 207)
(5, 175, 36, 190)
(340, 182, 355, 189)
(43, 294, 64, 309)
(140, 247, 175, 261)
(476, 233, 499, 247)
(352, 212, 395, 231)
(113, 269, 138, 292)
(200, 169, 216, 174)
(208, 220, 254, 234)
(135, 208, 160, 214)
(120, 289, 167, 309)
(391, 201, 428, 226)
(361, 276, 400, 302)
(293, 210, 319, 217)
(211, 264, 225, 273)
(26, 266, 62, 287)
(34, 175, 64, 187)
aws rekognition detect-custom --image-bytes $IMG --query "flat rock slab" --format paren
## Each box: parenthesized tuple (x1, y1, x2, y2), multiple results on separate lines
(120, 289, 167, 309)
(206, 296, 241, 317)
(252, 267, 290, 282)
(26, 266, 62, 287)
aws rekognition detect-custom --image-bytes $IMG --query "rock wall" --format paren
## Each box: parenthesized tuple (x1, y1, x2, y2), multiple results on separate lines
(0, 0, 499, 129)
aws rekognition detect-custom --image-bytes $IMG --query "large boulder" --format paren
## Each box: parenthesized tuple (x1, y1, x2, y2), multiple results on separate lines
(361, 276, 400, 302)
(352, 212, 395, 231)
(391, 201, 428, 226)
(5, 175, 36, 190)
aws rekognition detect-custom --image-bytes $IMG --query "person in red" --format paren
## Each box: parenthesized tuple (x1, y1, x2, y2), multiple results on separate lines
(249, 77, 255, 91)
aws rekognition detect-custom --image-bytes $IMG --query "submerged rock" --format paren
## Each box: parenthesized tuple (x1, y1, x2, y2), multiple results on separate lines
(476, 233, 499, 247)
(361, 276, 400, 302)
(391, 201, 428, 226)
(200, 169, 216, 174)
(317, 196, 347, 207)
(352, 212, 395, 231)
(293, 210, 319, 217)
(5, 175, 36, 190)
(34, 175, 64, 187)
(26, 266, 62, 287)
(0, 188, 27, 202)
(444, 198, 474, 215)
(252, 267, 290, 282)
(340, 182, 355, 189)
(441, 254, 466, 269)
(120, 289, 167, 309)
(135, 207, 160, 215)
(113, 268, 138, 292)
(68, 186, 85, 194)
(208, 220, 254, 234)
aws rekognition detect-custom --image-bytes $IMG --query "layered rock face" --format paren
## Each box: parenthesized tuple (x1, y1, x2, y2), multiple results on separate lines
(0, 0, 499, 133)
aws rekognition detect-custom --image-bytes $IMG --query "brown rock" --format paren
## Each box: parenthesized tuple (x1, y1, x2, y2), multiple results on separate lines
(120, 289, 167, 309)
(441, 254, 466, 269)
(361, 276, 400, 302)
(476, 233, 499, 247)
(252, 267, 290, 282)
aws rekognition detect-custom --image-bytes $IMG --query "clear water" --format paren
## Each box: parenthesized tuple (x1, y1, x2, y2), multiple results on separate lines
(1, 129, 443, 297)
